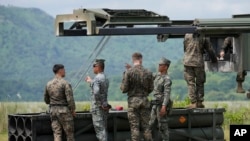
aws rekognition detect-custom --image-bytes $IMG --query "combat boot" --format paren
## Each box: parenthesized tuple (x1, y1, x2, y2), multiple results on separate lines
(236, 82, 245, 93)
(186, 102, 197, 109)
(247, 92, 250, 99)
(247, 89, 250, 99)
(197, 101, 205, 108)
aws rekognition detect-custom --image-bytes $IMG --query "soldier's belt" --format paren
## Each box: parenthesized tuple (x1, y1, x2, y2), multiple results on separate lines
(99, 104, 112, 109)
(50, 104, 68, 106)
(150, 99, 173, 107)
(150, 100, 162, 105)
(129, 94, 147, 97)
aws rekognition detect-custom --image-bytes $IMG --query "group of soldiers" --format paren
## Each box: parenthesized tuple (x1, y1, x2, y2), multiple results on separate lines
(120, 52, 172, 141)
(44, 33, 249, 141)
(44, 53, 172, 141)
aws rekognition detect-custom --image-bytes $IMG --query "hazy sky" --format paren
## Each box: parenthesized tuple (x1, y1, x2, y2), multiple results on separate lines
(1, 0, 250, 19)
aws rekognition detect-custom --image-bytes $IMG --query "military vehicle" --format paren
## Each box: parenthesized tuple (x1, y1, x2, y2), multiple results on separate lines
(8, 9, 250, 141)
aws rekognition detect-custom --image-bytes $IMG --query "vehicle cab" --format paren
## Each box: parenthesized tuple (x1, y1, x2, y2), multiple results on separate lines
(194, 15, 250, 72)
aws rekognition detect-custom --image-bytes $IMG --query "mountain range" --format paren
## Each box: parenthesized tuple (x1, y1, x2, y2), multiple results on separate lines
(0, 5, 249, 101)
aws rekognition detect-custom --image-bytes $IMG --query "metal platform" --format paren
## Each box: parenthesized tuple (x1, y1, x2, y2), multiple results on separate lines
(62, 26, 196, 37)
(8, 108, 225, 141)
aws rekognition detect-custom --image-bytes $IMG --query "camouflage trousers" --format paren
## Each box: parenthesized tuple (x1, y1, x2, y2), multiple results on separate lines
(50, 106, 74, 141)
(127, 97, 152, 141)
(149, 105, 169, 141)
(92, 108, 108, 141)
(184, 66, 206, 103)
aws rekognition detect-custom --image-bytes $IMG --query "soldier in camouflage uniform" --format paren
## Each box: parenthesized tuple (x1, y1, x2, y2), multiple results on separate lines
(44, 64, 76, 141)
(149, 57, 172, 141)
(219, 37, 247, 93)
(120, 52, 153, 141)
(183, 33, 217, 108)
(85, 59, 110, 141)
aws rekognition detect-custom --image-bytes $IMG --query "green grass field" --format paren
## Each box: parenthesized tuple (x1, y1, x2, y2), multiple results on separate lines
(1, 101, 250, 141)
(0, 132, 7, 141)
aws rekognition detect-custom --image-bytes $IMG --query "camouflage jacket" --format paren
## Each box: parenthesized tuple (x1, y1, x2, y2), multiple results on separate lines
(120, 65, 154, 97)
(153, 73, 172, 106)
(44, 76, 76, 111)
(90, 72, 109, 110)
(183, 34, 211, 67)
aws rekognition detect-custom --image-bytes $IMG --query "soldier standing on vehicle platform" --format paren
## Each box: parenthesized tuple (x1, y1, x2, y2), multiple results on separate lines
(149, 57, 172, 141)
(85, 59, 110, 141)
(183, 33, 217, 108)
(220, 37, 247, 93)
(44, 64, 76, 141)
(120, 52, 153, 141)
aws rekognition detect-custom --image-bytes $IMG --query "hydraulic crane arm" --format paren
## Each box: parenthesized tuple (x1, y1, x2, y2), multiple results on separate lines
(55, 8, 196, 40)
(55, 8, 250, 40)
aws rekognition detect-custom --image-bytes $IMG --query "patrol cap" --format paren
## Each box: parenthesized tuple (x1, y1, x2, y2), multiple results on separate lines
(159, 57, 171, 66)
(94, 59, 105, 65)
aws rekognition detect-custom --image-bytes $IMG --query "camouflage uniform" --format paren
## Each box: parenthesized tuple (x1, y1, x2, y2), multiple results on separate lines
(44, 76, 75, 141)
(221, 37, 247, 93)
(183, 33, 216, 105)
(149, 72, 172, 141)
(90, 72, 109, 141)
(121, 65, 154, 141)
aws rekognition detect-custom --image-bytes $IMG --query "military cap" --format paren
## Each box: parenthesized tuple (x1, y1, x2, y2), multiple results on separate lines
(159, 57, 171, 66)
(94, 59, 105, 65)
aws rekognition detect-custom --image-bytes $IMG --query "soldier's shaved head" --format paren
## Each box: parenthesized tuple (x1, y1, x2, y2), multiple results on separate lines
(132, 52, 143, 61)
(53, 64, 64, 74)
